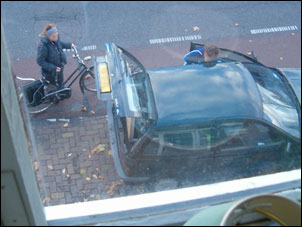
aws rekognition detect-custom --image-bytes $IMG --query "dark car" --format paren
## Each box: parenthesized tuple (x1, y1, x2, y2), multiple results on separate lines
(94, 43, 301, 183)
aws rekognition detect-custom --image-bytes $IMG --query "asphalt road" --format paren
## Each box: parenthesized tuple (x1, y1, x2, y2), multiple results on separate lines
(1, 1, 301, 118)
(1, 1, 301, 58)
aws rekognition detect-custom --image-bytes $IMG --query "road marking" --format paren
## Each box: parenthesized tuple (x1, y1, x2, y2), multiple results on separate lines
(46, 118, 57, 122)
(63, 45, 97, 52)
(250, 25, 298, 34)
(81, 45, 97, 51)
(149, 35, 202, 44)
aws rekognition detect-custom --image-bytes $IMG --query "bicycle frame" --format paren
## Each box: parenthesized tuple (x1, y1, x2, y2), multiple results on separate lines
(62, 63, 89, 88)
(61, 47, 92, 91)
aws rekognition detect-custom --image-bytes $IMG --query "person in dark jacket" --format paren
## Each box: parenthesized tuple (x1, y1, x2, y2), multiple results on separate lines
(184, 44, 220, 65)
(37, 24, 76, 89)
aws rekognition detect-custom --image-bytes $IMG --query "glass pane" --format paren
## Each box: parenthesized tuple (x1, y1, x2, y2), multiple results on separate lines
(1, 1, 300, 209)
(243, 63, 300, 138)
(163, 132, 194, 148)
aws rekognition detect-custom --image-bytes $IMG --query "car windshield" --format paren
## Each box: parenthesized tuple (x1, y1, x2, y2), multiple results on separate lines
(243, 63, 300, 138)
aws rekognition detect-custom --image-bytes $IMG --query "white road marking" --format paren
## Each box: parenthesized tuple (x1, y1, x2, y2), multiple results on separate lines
(149, 35, 202, 44)
(250, 25, 298, 34)
(58, 118, 70, 122)
(63, 45, 97, 52)
(81, 45, 97, 51)
(46, 118, 57, 122)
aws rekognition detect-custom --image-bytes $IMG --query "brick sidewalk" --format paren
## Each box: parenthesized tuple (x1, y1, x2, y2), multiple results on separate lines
(29, 114, 148, 206)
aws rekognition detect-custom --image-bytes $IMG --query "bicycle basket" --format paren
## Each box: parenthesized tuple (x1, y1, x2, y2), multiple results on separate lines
(21, 79, 44, 107)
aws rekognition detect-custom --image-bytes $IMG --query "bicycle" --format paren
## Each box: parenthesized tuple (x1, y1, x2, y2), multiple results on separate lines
(16, 47, 97, 114)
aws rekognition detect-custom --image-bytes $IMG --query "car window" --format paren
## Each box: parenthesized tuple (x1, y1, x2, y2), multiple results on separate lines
(215, 120, 285, 149)
(133, 117, 151, 138)
(120, 46, 156, 121)
(243, 63, 300, 138)
(121, 48, 156, 140)
(142, 126, 214, 157)
(243, 63, 294, 106)
(143, 119, 299, 157)
(143, 133, 160, 156)
(121, 116, 151, 145)
(214, 121, 247, 149)
(163, 131, 194, 148)
(198, 128, 212, 150)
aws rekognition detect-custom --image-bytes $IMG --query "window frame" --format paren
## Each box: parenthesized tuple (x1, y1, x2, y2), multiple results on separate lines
(44, 169, 301, 226)
(2, 22, 300, 227)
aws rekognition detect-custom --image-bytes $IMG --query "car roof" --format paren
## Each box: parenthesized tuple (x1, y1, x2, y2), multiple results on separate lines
(147, 62, 263, 127)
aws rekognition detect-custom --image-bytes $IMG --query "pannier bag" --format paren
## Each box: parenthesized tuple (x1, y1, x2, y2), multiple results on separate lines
(21, 79, 44, 107)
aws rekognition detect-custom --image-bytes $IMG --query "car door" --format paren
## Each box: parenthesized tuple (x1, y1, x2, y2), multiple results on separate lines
(212, 119, 297, 177)
(138, 125, 215, 179)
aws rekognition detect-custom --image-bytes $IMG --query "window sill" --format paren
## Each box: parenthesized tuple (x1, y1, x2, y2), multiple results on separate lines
(45, 169, 301, 226)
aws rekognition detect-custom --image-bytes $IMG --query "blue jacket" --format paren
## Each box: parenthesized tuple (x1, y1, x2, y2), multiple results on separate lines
(184, 46, 204, 65)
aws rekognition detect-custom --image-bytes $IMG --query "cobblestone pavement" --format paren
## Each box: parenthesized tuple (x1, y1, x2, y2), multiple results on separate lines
(29, 113, 148, 206)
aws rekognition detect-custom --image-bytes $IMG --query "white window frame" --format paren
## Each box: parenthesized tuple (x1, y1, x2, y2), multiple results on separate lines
(45, 169, 301, 226)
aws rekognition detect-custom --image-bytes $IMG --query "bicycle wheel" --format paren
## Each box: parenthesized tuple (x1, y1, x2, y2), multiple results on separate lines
(18, 91, 53, 114)
(80, 66, 97, 93)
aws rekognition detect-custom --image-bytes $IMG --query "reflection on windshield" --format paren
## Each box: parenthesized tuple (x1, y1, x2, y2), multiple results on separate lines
(121, 46, 155, 120)
(257, 84, 300, 138)
(243, 63, 300, 138)
(125, 77, 140, 112)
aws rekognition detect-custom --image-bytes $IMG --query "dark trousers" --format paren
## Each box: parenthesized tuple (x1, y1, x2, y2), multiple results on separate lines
(44, 67, 64, 88)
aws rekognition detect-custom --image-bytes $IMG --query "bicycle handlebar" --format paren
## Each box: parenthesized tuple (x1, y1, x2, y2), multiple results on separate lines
(73, 47, 79, 56)
(72, 47, 84, 65)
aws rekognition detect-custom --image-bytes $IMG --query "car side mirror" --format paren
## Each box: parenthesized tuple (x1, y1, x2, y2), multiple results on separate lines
(84, 56, 92, 61)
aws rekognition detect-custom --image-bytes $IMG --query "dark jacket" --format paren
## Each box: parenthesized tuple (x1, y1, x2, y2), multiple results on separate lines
(37, 36, 71, 77)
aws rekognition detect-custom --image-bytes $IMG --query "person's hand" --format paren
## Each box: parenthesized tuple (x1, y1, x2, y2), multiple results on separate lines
(71, 43, 76, 49)
(56, 67, 61, 72)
